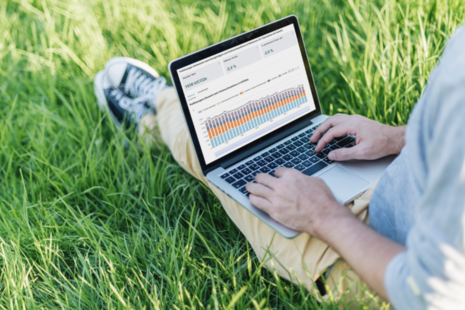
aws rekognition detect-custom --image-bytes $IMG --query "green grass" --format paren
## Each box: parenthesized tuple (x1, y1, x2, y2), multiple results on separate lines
(0, 0, 464, 308)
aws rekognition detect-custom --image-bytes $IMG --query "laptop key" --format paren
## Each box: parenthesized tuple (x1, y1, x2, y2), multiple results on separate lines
(294, 164, 306, 171)
(298, 133, 306, 138)
(244, 175, 255, 182)
(260, 167, 271, 173)
(302, 160, 312, 167)
(232, 179, 247, 189)
(291, 137, 299, 141)
(225, 176, 236, 184)
(264, 156, 274, 162)
(229, 168, 238, 174)
(253, 156, 262, 161)
(338, 137, 355, 148)
(268, 162, 278, 169)
(316, 152, 325, 159)
(290, 150, 299, 157)
(334, 135, 348, 141)
(284, 162, 294, 168)
(309, 156, 319, 163)
(242, 168, 252, 175)
(249, 163, 260, 171)
(284, 140, 292, 145)
(272, 152, 282, 159)
(268, 169, 276, 176)
(257, 160, 267, 167)
(246, 160, 254, 166)
(269, 148, 277, 153)
(238, 186, 248, 195)
(279, 149, 289, 155)
(238, 165, 246, 170)
(298, 154, 309, 160)
(291, 158, 301, 165)
(297, 147, 306, 153)
(277, 144, 285, 149)
(262, 152, 270, 157)
(283, 154, 292, 161)
(302, 162, 328, 176)
(233, 172, 244, 179)
(220, 173, 229, 179)
(294, 141, 303, 147)
(275, 158, 285, 165)
(306, 150, 315, 156)
(323, 157, 334, 164)
(287, 145, 296, 150)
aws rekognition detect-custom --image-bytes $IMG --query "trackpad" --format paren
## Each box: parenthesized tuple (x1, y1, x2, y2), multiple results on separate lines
(318, 165, 370, 204)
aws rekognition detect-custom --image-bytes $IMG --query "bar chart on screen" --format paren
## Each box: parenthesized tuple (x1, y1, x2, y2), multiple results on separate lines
(205, 84, 307, 149)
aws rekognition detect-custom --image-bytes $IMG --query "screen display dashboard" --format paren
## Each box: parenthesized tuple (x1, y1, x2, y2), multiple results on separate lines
(176, 24, 316, 165)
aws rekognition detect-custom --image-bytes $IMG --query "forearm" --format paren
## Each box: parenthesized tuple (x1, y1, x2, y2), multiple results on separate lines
(313, 206, 406, 301)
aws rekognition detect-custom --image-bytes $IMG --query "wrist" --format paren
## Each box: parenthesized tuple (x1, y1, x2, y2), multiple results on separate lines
(310, 201, 353, 241)
(384, 125, 406, 155)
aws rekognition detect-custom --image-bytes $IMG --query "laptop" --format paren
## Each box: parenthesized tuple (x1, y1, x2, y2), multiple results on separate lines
(168, 15, 394, 238)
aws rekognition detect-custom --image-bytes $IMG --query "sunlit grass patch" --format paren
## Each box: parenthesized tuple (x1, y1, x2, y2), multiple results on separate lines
(0, 0, 464, 308)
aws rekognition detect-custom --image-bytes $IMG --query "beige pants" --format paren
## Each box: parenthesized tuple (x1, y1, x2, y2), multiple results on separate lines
(139, 87, 376, 303)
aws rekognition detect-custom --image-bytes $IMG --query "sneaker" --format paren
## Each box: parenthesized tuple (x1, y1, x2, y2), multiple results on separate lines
(104, 57, 167, 108)
(94, 70, 156, 128)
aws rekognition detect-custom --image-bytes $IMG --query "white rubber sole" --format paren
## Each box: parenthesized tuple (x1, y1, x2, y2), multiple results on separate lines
(93, 70, 122, 128)
(104, 57, 159, 89)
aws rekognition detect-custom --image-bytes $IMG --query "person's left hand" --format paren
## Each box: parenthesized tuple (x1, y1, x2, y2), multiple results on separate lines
(246, 167, 347, 237)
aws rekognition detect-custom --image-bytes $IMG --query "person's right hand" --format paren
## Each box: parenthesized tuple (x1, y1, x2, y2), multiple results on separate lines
(310, 114, 406, 161)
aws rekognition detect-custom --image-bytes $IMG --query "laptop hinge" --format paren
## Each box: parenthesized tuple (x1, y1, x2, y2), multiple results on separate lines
(220, 119, 313, 169)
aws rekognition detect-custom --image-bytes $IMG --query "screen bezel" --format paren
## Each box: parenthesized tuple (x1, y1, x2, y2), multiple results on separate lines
(168, 15, 322, 174)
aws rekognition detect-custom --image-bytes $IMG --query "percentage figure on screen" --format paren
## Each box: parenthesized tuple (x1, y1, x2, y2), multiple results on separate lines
(227, 65, 237, 71)
(264, 49, 274, 55)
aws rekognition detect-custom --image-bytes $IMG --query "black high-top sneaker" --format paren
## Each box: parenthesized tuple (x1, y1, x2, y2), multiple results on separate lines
(104, 57, 168, 110)
(94, 70, 157, 129)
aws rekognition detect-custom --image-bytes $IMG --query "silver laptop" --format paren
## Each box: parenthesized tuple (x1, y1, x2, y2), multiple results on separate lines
(168, 15, 393, 238)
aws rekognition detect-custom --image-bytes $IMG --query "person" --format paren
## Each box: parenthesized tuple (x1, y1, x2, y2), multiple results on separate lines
(94, 25, 465, 309)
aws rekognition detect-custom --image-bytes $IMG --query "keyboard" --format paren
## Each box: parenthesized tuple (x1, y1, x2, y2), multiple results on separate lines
(219, 126, 356, 196)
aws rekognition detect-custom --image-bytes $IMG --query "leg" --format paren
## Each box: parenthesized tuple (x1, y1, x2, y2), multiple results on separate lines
(140, 87, 373, 299)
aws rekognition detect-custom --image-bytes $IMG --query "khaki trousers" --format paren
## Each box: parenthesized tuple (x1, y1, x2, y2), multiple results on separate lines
(139, 87, 376, 302)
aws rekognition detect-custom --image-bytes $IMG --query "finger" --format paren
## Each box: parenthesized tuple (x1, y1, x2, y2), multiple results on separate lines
(246, 182, 274, 198)
(254, 173, 278, 188)
(310, 114, 348, 142)
(315, 124, 353, 152)
(273, 166, 293, 178)
(249, 194, 274, 211)
(328, 145, 360, 161)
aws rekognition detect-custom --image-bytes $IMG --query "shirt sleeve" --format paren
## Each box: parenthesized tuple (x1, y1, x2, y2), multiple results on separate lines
(384, 26, 465, 310)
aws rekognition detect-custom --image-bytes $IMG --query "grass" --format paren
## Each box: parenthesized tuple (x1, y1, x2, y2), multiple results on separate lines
(0, 0, 464, 308)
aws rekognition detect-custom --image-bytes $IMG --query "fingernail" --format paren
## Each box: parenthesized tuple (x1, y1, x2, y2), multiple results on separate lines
(330, 152, 336, 160)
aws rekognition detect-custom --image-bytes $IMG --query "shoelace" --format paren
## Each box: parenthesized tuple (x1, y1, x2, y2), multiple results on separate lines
(109, 89, 148, 123)
(125, 67, 166, 105)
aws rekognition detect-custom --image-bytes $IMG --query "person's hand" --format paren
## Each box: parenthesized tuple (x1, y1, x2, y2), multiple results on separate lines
(246, 167, 349, 237)
(310, 114, 405, 161)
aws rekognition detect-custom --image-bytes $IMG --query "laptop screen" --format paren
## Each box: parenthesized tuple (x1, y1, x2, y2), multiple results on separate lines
(176, 24, 316, 165)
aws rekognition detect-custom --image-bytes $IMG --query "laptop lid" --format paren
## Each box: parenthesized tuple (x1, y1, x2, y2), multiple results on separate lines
(169, 15, 322, 175)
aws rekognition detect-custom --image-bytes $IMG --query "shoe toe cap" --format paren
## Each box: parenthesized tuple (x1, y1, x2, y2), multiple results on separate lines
(106, 62, 128, 88)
